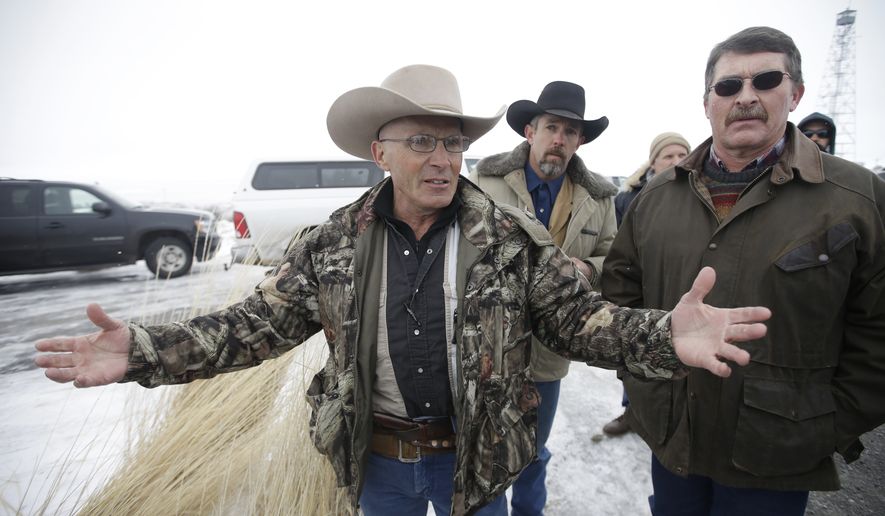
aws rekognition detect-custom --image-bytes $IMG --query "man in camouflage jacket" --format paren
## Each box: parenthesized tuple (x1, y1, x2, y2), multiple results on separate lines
(124, 175, 680, 511)
(35, 65, 770, 516)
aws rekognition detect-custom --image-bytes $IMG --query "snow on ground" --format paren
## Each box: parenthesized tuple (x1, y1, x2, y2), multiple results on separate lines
(546, 367, 652, 515)
(3, 225, 880, 515)
(2, 349, 648, 515)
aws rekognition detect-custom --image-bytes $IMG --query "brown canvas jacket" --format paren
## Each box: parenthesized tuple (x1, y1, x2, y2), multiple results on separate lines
(601, 123, 885, 491)
(123, 177, 682, 515)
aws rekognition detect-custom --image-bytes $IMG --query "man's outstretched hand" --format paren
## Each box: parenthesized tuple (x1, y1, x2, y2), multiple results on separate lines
(671, 267, 770, 377)
(34, 303, 130, 388)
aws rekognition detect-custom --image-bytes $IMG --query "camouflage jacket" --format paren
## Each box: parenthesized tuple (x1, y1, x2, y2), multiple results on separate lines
(123, 177, 681, 515)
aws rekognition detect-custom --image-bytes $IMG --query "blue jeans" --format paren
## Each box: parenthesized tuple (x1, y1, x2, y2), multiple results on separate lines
(360, 451, 508, 516)
(510, 379, 561, 516)
(649, 454, 809, 516)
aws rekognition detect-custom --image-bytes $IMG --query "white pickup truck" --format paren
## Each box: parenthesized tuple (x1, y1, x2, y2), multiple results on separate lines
(230, 159, 385, 265)
(230, 158, 481, 266)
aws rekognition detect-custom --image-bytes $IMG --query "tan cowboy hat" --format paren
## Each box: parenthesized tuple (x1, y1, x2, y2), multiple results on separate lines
(327, 64, 505, 160)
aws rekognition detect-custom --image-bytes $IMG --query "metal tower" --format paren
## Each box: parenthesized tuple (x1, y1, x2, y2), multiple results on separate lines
(818, 8, 857, 160)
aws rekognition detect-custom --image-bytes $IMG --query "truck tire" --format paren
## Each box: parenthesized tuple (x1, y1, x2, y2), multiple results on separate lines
(145, 237, 193, 278)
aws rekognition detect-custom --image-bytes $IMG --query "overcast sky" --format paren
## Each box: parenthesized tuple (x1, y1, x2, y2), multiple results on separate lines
(2, 0, 883, 205)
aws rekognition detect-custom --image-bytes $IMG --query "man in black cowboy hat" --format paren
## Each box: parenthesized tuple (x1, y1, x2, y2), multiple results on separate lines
(473, 81, 618, 516)
(34, 65, 773, 516)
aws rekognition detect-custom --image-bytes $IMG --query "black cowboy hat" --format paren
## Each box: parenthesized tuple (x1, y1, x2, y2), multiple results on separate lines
(506, 81, 609, 145)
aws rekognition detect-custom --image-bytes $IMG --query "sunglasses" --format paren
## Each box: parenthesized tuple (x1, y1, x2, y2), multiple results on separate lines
(802, 129, 830, 139)
(710, 70, 791, 97)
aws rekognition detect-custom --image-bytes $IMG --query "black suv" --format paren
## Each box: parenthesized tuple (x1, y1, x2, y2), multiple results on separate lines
(0, 178, 221, 278)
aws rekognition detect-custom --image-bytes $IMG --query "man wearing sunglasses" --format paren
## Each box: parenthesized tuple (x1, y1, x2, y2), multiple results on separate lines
(472, 81, 617, 516)
(797, 112, 836, 154)
(602, 26, 885, 515)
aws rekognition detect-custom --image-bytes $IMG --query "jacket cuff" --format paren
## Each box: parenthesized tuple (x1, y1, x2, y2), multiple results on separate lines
(654, 312, 688, 378)
(583, 259, 600, 288)
(623, 311, 687, 380)
(119, 324, 162, 387)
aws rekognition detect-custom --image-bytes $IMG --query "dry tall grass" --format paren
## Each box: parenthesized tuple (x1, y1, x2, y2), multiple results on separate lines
(29, 226, 349, 515)
(79, 334, 348, 516)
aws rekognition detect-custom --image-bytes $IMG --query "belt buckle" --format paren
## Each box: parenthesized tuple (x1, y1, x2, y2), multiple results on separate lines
(397, 439, 421, 463)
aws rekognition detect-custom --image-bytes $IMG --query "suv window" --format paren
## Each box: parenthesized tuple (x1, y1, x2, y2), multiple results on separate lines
(44, 186, 103, 215)
(251, 161, 384, 190)
(0, 185, 35, 217)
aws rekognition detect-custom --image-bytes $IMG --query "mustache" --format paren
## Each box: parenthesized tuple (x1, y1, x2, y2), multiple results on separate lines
(545, 149, 566, 159)
(726, 105, 768, 125)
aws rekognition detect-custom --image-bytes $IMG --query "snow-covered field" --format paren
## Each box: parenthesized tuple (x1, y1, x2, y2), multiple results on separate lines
(0, 224, 656, 514)
(3, 224, 882, 515)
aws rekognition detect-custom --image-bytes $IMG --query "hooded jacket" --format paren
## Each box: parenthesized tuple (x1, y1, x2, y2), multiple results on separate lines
(798, 111, 836, 154)
(472, 141, 618, 381)
(602, 123, 885, 491)
(123, 177, 681, 515)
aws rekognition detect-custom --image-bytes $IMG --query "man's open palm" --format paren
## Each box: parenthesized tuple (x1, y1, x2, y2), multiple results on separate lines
(34, 303, 130, 388)
(671, 267, 770, 377)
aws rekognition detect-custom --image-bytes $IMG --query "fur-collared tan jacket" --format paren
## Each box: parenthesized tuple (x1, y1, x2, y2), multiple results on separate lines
(472, 141, 618, 381)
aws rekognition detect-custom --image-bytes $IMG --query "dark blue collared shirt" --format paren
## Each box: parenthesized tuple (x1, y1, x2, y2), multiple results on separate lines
(524, 162, 565, 229)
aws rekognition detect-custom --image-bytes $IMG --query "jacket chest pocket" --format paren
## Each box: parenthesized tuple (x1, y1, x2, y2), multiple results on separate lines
(765, 222, 858, 366)
(774, 222, 857, 273)
(572, 227, 601, 253)
(732, 377, 836, 477)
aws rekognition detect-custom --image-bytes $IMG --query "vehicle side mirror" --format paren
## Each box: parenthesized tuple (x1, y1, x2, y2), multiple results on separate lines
(92, 201, 112, 216)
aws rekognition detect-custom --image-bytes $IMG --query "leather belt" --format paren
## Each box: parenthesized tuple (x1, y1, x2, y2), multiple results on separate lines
(370, 433, 455, 463)
(373, 412, 455, 441)
(371, 413, 456, 463)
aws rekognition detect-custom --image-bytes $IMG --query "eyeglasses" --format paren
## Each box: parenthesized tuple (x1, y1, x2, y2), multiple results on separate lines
(802, 129, 830, 139)
(709, 70, 792, 97)
(379, 134, 471, 153)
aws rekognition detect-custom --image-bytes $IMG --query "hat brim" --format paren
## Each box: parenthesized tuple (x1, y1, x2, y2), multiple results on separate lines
(327, 86, 505, 161)
(506, 100, 609, 145)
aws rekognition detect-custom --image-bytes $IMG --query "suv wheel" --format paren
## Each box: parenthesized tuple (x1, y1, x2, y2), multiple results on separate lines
(145, 237, 193, 278)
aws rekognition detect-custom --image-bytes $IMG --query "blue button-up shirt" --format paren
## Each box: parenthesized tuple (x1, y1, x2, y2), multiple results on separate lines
(524, 163, 565, 229)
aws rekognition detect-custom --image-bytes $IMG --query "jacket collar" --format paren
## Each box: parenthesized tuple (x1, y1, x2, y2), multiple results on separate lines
(622, 166, 652, 192)
(675, 123, 825, 185)
(474, 141, 617, 199)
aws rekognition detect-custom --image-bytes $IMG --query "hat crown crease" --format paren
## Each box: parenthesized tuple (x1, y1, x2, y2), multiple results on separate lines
(381, 66, 464, 114)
